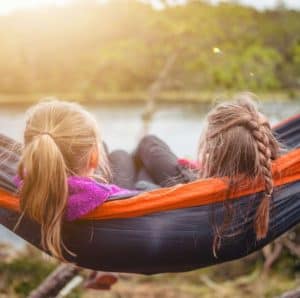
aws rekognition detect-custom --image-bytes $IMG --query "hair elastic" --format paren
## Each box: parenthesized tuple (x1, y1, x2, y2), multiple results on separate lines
(40, 131, 54, 139)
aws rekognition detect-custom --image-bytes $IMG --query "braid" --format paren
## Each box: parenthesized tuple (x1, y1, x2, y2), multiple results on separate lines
(207, 112, 274, 240)
(199, 93, 280, 256)
(208, 115, 252, 139)
(245, 114, 273, 240)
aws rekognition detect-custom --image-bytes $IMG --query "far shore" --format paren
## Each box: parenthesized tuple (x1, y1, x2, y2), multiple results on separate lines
(0, 90, 299, 105)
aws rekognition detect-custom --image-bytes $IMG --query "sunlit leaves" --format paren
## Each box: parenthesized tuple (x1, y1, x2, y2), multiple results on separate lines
(0, 1, 298, 94)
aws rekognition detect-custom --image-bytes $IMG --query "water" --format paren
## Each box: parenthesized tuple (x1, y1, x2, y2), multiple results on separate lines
(1, 100, 299, 249)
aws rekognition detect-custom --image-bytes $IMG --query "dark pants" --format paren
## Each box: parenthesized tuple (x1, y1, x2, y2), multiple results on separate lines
(109, 150, 137, 190)
(109, 135, 196, 190)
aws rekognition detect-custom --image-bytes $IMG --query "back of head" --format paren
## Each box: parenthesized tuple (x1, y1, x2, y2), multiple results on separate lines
(18, 100, 108, 260)
(198, 92, 280, 246)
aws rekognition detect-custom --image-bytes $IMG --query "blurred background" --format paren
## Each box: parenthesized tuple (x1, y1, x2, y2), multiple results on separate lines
(0, 0, 300, 297)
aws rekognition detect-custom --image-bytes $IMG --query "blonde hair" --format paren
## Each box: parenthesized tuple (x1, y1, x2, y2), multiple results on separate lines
(198, 93, 280, 255)
(17, 100, 110, 260)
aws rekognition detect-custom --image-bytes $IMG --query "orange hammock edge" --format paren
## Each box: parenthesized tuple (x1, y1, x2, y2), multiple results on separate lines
(1, 147, 300, 221)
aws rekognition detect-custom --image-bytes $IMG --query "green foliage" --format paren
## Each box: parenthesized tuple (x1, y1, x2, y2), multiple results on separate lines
(210, 44, 282, 90)
(0, 248, 56, 297)
(293, 42, 300, 75)
(0, 0, 299, 95)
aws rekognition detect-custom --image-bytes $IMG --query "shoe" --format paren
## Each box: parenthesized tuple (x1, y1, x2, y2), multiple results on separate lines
(84, 271, 118, 290)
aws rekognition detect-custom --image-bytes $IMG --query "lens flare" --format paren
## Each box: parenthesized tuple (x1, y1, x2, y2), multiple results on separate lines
(212, 47, 222, 54)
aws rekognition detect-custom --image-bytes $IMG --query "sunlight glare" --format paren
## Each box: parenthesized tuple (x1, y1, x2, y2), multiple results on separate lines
(212, 47, 222, 54)
(0, 0, 71, 15)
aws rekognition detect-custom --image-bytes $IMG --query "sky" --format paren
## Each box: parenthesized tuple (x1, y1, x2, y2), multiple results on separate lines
(213, 0, 300, 10)
(151, 0, 300, 10)
(0, 0, 299, 15)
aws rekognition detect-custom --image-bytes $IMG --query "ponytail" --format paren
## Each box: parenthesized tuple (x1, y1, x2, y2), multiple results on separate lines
(18, 133, 68, 260)
(18, 100, 111, 260)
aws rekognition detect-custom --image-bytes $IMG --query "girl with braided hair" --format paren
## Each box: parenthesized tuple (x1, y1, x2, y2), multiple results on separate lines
(198, 93, 280, 255)
(135, 92, 281, 256)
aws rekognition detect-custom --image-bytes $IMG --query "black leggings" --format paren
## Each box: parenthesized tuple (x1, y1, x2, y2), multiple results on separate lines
(109, 150, 137, 190)
(108, 135, 196, 190)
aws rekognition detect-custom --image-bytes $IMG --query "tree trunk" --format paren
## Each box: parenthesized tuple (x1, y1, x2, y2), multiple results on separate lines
(28, 264, 81, 298)
(280, 287, 300, 298)
(140, 51, 178, 136)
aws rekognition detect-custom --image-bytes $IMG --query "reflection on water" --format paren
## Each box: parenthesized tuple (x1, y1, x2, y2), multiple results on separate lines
(0, 102, 210, 157)
(1, 100, 300, 248)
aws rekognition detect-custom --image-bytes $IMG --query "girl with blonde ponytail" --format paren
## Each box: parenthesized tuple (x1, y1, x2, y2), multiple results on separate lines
(17, 100, 137, 261)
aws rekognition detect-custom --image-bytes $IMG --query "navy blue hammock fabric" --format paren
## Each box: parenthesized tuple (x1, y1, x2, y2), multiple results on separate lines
(0, 114, 300, 274)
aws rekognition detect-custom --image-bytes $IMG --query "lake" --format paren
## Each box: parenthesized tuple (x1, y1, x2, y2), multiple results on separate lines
(1, 100, 299, 249)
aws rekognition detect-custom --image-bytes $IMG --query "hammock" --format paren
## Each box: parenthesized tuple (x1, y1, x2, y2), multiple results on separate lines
(0, 114, 300, 274)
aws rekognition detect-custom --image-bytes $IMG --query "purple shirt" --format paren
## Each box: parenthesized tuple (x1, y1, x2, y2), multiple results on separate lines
(66, 176, 138, 221)
(14, 176, 138, 222)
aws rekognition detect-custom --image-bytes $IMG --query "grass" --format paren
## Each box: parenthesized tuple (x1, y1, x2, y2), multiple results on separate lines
(0, 90, 299, 105)
(82, 266, 300, 298)
(0, 243, 299, 298)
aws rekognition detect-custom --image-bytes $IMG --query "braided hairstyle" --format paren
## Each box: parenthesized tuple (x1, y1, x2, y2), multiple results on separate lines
(198, 93, 280, 255)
